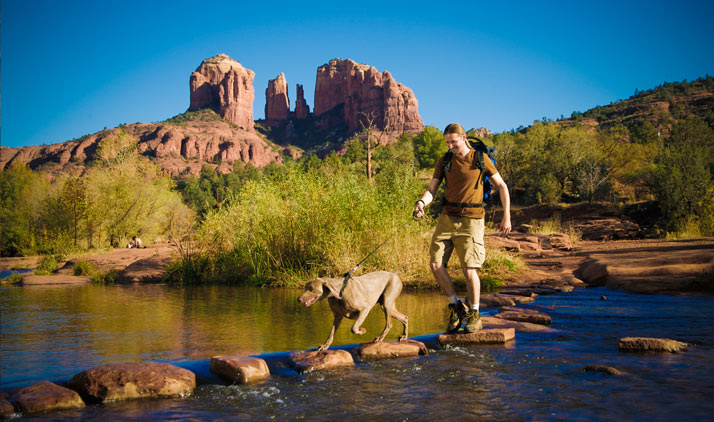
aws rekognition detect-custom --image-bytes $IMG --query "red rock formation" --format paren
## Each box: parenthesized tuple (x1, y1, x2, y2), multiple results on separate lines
(295, 84, 310, 119)
(189, 54, 255, 131)
(1, 120, 283, 177)
(314, 59, 424, 134)
(265, 73, 290, 121)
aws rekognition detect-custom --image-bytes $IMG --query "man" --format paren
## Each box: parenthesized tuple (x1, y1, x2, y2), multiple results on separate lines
(413, 123, 511, 333)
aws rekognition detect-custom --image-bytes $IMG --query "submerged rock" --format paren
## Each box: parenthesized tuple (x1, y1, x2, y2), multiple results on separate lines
(482, 316, 555, 333)
(210, 355, 270, 384)
(583, 365, 622, 376)
(480, 294, 516, 308)
(354, 340, 428, 360)
(68, 362, 196, 403)
(0, 394, 15, 418)
(9, 381, 85, 414)
(495, 310, 552, 325)
(437, 328, 515, 346)
(618, 337, 688, 353)
(289, 350, 354, 373)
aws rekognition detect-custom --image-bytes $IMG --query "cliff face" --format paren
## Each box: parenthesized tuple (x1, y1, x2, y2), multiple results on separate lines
(314, 59, 424, 134)
(294, 84, 310, 119)
(189, 54, 255, 131)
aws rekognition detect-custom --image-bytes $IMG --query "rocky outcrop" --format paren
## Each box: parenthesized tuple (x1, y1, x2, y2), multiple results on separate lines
(9, 381, 85, 414)
(1, 121, 283, 177)
(189, 54, 255, 130)
(117, 253, 173, 283)
(295, 84, 310, 119)
(314, 59, 424, 134)
(265, 73, 290, 121)
(68, 362, 196, 403)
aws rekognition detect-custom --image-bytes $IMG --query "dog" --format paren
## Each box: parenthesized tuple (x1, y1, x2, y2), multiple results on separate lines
(298, 270, 409, 351)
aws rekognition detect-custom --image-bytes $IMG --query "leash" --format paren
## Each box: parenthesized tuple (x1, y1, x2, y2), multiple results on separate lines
(339, 218, 414, 297)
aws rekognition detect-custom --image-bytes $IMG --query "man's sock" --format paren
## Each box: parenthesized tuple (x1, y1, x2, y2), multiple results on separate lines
(448, 294, 459, 304)
(471, 303, 479, 314)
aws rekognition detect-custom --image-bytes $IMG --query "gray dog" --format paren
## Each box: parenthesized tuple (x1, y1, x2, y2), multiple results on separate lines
(298, 270, 409, 351)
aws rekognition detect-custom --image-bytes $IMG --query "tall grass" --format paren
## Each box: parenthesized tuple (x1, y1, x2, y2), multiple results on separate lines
(180, 162, 431, 286)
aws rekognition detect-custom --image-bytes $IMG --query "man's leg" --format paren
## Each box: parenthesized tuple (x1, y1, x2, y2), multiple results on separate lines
(431, 261, 467, 333)
(462, 267, 480, 310)
(461, 267, 483, 332)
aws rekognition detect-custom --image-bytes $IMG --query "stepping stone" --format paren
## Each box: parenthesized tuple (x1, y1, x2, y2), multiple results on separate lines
(618, 337, 687, 353)
(480, 294, 516, 308)
(9, 381, 85, 414)
(354, 340, 428, 360)
(495, 310, 552, 325)
(437, 328, 515, 346)
(482, 316, 554, 333)
(289, 350, 354, 373)
(210, 355, 270, 384)
(68, 362, 196, 403)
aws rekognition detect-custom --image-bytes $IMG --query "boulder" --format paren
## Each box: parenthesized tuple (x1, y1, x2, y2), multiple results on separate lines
(480, 294, 516, 308)
(9, 381, 85, 414)
(583, 365, 622, 376)
(618, 337, 687, 353)
(482, 316, 554, 333)
(314, 58, 424, 135)
(289, 350, 354, 373)
(549, 233, 573, 250)
(189, 53, 255, 130)
(68, 362, 196, 403)
(210, 355, 270, 384)
(495, 310, 552, 325)
(265, 73, 290, 121)
(437, 328, 515, 346)
(354, 340, 428, 360)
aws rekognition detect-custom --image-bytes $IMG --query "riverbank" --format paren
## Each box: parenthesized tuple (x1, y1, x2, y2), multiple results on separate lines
(2, 236, 712, 294)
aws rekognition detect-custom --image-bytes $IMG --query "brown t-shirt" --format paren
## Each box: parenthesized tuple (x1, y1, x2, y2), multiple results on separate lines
(432, 147, 498, 218)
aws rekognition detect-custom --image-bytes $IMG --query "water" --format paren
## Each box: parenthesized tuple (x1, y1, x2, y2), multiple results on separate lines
(1, 284, 713, 421)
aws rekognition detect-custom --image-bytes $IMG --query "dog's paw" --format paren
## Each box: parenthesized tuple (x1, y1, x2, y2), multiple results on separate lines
(398, 336, 408, 342)
(353, 328, 366, 335)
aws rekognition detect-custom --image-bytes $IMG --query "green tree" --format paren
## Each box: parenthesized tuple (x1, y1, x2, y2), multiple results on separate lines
(653, 118, 714, 231)
(413, 126, 446, 169)
(61, 176, 88, 247)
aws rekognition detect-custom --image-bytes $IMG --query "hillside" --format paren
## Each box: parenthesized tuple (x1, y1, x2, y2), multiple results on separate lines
(560, 76, 714, 140)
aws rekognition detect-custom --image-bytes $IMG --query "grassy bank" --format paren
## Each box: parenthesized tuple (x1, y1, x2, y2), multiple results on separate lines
(167, 159, 522, 288)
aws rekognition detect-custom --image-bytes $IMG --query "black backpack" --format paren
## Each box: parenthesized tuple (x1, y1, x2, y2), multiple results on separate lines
(440, 136, 495, 208)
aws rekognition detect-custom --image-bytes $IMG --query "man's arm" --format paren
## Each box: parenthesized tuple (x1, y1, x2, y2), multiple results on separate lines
(413, 178, 441, 218)
(490, 173, 511, 236)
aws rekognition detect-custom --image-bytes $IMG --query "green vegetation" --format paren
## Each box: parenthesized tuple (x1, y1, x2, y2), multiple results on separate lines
(0, 129, 195, 256)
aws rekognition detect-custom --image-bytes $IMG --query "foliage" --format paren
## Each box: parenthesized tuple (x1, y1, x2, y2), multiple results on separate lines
(73, 260, 97, 276)
(652, 118, 714, 233)
(34, 254, 63, 275)
(0, 129, 195, 256)
(413, 126, 447, 169)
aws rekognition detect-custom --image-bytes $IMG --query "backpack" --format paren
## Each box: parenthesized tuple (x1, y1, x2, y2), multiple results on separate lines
(440, 136, 496, 208)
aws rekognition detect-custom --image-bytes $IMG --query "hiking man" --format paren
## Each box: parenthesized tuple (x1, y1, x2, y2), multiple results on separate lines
(413, 123, 511, 333)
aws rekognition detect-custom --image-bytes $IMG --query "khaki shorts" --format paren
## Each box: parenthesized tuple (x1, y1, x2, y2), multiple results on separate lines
(430, 213, 486, 268)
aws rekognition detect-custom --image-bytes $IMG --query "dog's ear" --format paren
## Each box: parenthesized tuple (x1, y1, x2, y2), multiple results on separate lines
(322, 278, 343, 299)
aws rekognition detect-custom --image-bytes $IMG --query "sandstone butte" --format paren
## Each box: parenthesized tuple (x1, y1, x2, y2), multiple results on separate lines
(1, 54, 425, 176)
(189, 53, 255, 131)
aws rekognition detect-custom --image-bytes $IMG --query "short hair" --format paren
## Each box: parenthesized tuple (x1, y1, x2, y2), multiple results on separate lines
(443, 123, 466, 136)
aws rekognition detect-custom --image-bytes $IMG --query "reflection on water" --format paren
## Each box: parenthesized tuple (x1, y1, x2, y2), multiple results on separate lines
(2, 284, 714, 421)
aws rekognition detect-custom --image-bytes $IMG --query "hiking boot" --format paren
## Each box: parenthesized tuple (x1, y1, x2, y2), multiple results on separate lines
(446, 301, 468, 333)
(462, 310, 483, 333)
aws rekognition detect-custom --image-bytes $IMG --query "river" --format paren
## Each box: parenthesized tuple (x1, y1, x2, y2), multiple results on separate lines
(1, 283, 713, 421)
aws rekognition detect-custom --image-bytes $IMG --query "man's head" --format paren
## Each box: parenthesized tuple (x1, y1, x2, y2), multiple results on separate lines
(443, 123, 467, 152)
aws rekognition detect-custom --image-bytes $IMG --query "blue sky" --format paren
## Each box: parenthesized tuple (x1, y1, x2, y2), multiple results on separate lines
(2, 0, 713, 148)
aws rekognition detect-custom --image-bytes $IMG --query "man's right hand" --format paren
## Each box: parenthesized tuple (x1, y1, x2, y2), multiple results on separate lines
(413, 200, 425, 219)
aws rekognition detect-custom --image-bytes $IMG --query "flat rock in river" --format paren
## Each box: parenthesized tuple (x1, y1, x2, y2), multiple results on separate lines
(289, 350, 354, 373)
